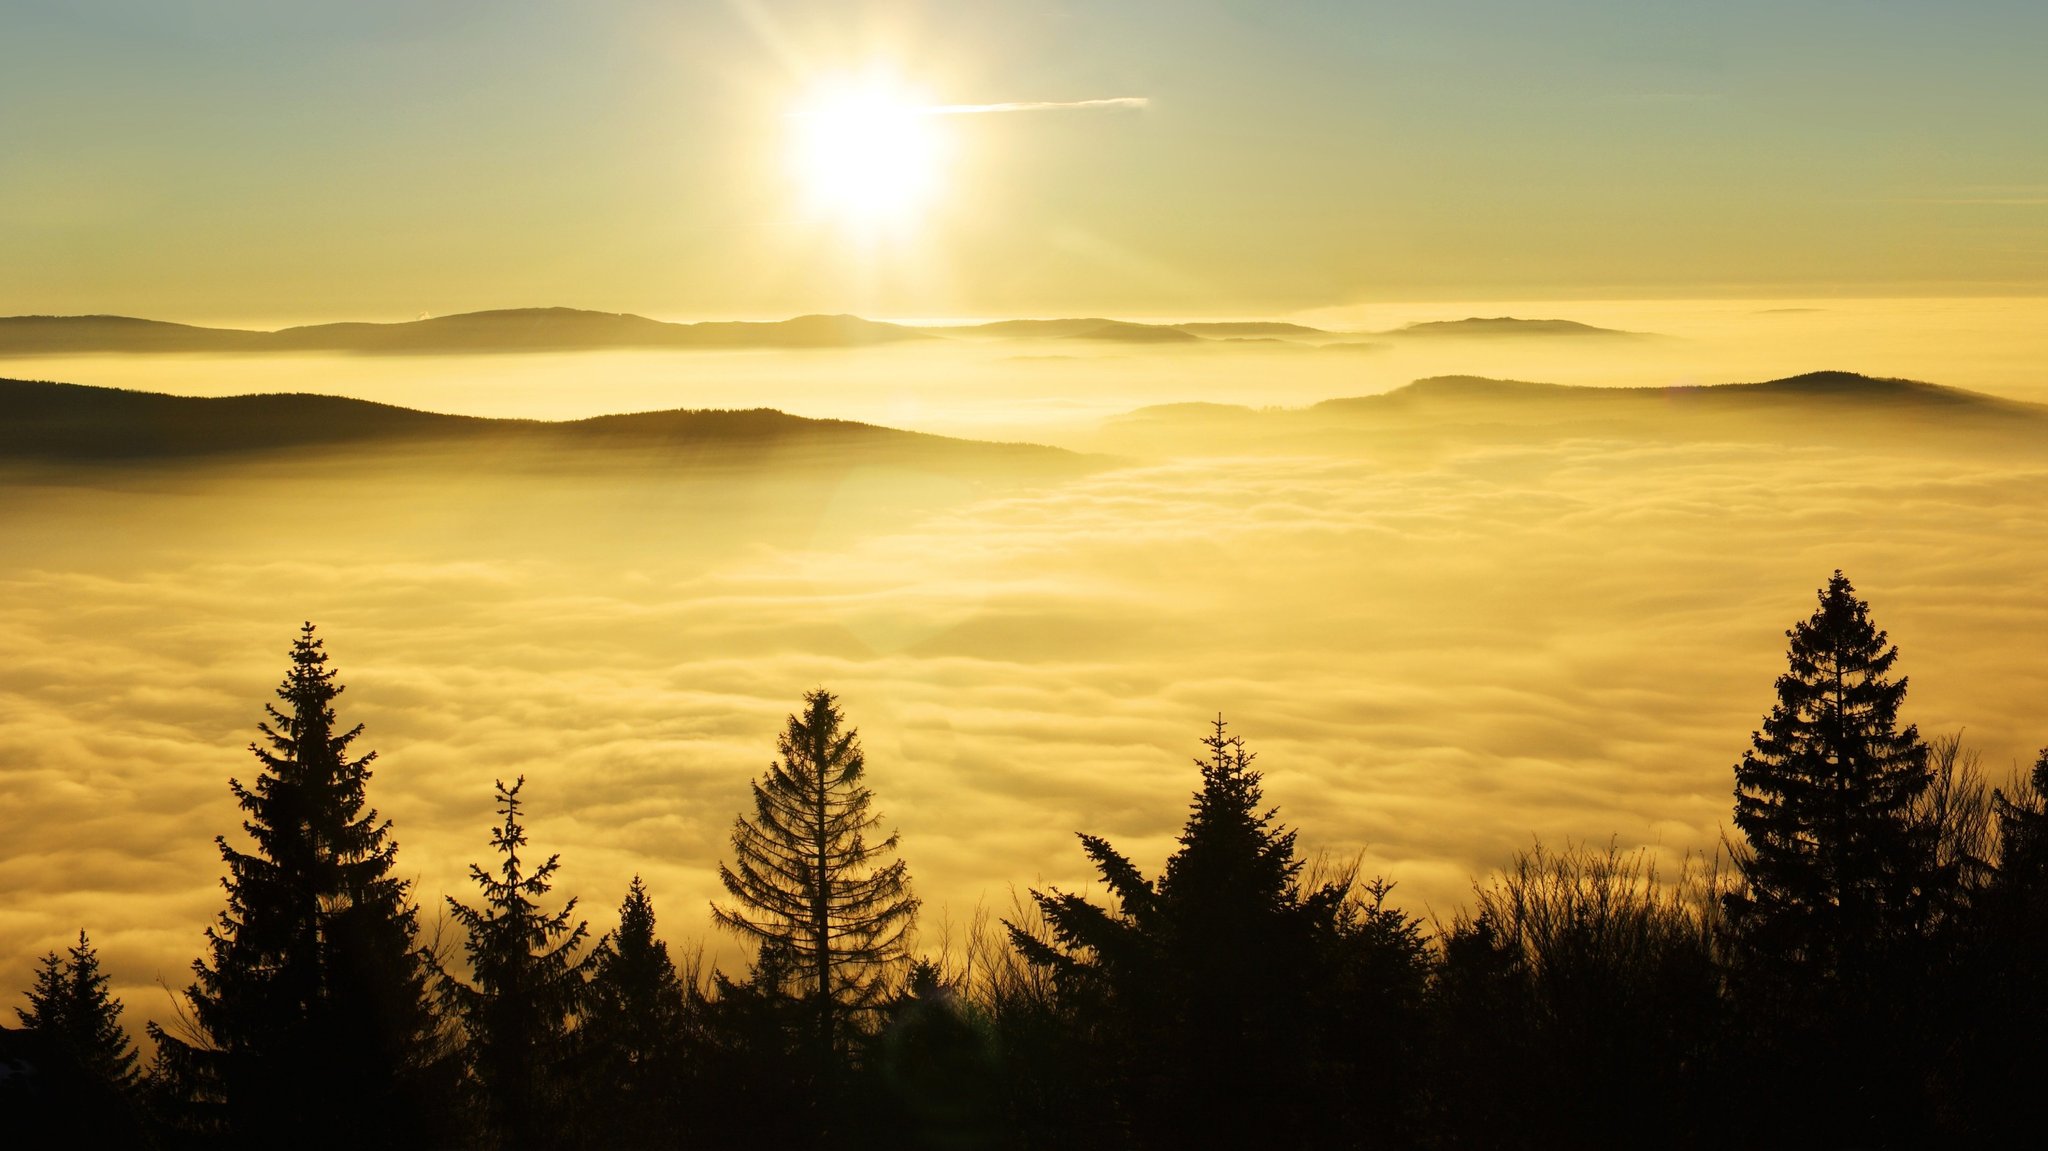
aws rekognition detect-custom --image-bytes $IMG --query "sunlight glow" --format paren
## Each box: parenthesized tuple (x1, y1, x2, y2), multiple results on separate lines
(789, 79, 945, 231)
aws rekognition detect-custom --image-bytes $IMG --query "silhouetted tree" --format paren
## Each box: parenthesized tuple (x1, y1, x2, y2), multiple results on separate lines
(578, 876, 694, 1147)
(713, 689, 919, 1086)
(1312, 876, 1433, 1148)
(1008, 718, 1378, 1149)
(1940, 747, 2048, 1139)
(17, 930, 138, 1089)
(1725, 572, 1941, 977)
(150, 623, 447, 1148)
(1722, 573, 1947, 1143)
(1993, 750, 2048, 884)
(695, 940, 818, 1149)
(443, 776, 596, 1151)
(867, 958, 1005, 1150)
(12, 929, 152, 1144)
(1429, 842, 1727, 1150)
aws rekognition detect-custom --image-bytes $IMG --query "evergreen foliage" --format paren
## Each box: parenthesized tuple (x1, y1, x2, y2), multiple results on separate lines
(16, 930, 139, 1089)
(713, 689, 919, 1069)
(149, 623, 445, 1148)
(1725, 571, 1941, 978)
(1722, 573, 1951, 1144)
(867, 959, 1005, 1150)
(695, 940, 819, 1149)
(10, 928, 153, 1144)
(579, 876, 694, 1147)
(443, 776, 596, 1151)
(11, 602, 2048, 1145)
(1008, 718, 1413, 1149)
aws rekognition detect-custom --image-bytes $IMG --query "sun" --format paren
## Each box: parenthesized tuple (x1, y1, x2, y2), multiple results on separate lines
(789, 79, 944, 230)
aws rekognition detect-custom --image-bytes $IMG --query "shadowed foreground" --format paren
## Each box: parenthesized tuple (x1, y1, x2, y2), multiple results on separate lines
(8, 571, 2048, 1149)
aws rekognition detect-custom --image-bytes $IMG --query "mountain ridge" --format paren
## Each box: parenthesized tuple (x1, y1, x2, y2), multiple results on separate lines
(0, 377, 1090, 472)
(1104, 371, 2048, 454)
(0, 307, 1674, 354)
(0, 308, 1395, 354)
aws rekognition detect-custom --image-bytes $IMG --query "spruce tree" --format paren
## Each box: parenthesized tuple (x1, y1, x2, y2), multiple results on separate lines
(13, 931, 150, 1143)
(17, 930, 139, 1089)
(1723, 572, 1946, 1144)
(1725, 571, 1940, 981)
(150, 623, 445, 1147)
(443, 775, 595, 1151)
(580, 876, 693, 1145)
(1007, 718, 1354, 1148)
(713, 689, 919, 1072)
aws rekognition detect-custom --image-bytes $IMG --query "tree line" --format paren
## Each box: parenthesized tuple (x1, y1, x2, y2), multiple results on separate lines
(6, 572, 2047, 1148)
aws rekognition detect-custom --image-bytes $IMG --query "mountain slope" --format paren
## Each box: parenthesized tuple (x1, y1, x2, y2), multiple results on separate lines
(1102, 371, 2048, 454)
(0, 378, 1091, 474)
(0, 309, 931, 355)
(1380, 317, 1645, 339)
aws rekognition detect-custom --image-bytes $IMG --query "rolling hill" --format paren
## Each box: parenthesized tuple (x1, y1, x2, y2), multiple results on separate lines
(0, 309, 931, 356)
(0, 309, 1390, 353)
(0, 377, 1095, 476)
(1100, 371, 2048, 454)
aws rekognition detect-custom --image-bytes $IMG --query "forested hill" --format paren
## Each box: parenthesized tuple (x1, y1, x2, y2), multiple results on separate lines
(0, 309, 930, 355)
(0, 377, 1090, 473)
(0, 308, 1384, 352)
(1103, 371, 2048, 453)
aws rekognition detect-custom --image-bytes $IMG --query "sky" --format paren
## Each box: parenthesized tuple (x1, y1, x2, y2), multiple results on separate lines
(7, 0, 2048, 1044)
(5, 0, 2047, 323)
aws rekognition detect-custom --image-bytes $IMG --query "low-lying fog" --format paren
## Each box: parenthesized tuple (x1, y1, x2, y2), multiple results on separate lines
(3, 296, 2047, 1043)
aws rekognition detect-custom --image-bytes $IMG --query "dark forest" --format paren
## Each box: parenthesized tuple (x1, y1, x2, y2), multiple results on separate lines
(7, 572, 2045, 1149)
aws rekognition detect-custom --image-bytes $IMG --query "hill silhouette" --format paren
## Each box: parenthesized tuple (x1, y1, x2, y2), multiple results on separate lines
(0, 378, 1093, 475)
(0, 309, 930, 355)
(1381, 317, 1645, 339)
(1103, 371, 2048, 454)
(0, 315, 272, 354)
(0, 309, 1406, 353)
(926, 317, 1371, 345)
(934, 318, 1205, 344)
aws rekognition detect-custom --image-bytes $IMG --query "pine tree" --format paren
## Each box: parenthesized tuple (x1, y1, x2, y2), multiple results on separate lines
(1007, 718, 1353, 1148)
(150, 623, 445, 1147)
(13, 931, 150, 1143)
(17, 930, 139, 1087)
(580, 876, 693, 1146)
(713, 689, 919, 1072)
(1725, 571, 1941, 981)
(443, 775, 595, 1151)
(1722, 572, 1946, 1144)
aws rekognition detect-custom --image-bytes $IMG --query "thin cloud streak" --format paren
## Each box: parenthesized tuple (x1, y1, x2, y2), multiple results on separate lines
(922, 97, 1149, 115)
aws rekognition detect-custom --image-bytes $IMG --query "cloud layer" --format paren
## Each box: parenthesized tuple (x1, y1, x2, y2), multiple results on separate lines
(4, 417, 2046, 1045)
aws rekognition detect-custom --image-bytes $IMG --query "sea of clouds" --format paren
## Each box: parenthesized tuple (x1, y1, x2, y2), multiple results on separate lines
(5, 410, 2047, 1039)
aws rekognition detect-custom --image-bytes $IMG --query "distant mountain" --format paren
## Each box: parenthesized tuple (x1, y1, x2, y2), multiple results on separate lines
(0, 315, 271, 354)
(936, 318, 1204, 344)
(0, 378, 1092, 475)
(0, 308, 930, 355)
(1382, 317, 1645, 339)
(1176, 321, 1333, 338)
(1103, 371, 2048, 454)
(1316, 371, 2035, 416)
(922, 317, 1374, 346)
(0, 308, 1384, 354)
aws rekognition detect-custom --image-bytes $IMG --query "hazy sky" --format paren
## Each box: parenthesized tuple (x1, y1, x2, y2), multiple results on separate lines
(6, 0, 2046, 323)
